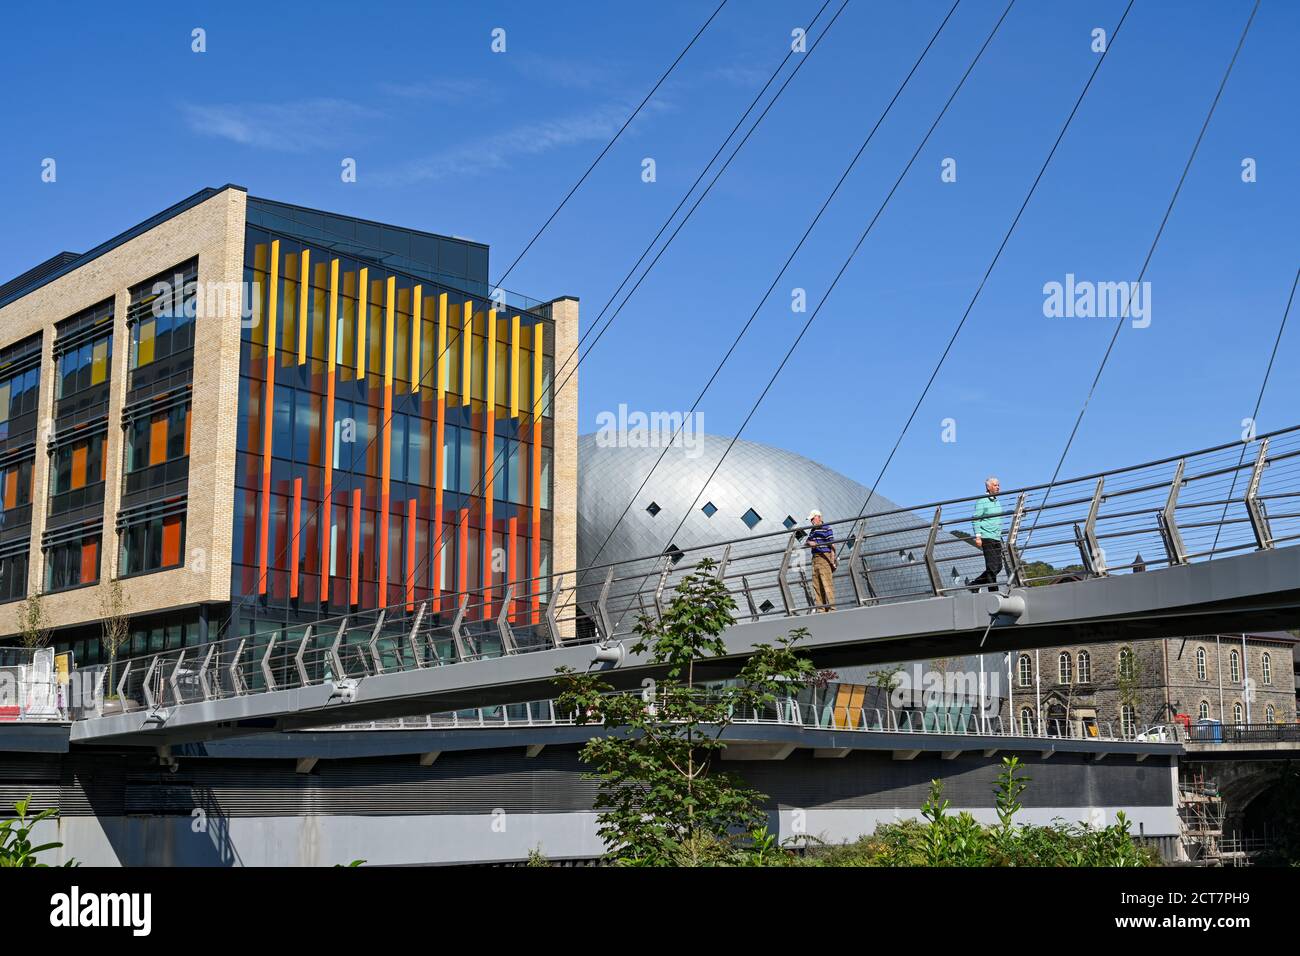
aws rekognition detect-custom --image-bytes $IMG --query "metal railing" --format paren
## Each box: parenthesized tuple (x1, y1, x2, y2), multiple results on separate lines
(1184, 722, 1300, 744)
(71, 424, 1300, 723)
(317, 689, 1152, 745)
(0, 647, 71, 722)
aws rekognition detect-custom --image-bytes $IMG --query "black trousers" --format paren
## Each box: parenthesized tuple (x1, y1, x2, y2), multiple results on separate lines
(970, 539, 1003, 590)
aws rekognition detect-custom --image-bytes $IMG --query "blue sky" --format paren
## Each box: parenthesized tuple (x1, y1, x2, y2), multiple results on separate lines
(1, 0, 1296, 509)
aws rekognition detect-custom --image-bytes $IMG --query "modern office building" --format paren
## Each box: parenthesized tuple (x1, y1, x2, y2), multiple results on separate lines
(0, 185, 579, 660)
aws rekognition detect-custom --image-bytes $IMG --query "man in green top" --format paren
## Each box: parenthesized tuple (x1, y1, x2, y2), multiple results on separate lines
(970, 476, 1003, 592)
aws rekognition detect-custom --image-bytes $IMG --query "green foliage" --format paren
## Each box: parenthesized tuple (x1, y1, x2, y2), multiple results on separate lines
(0, 797, 75, 867)
(555, 560, 816, 866)
(795, 757, 1159, 867)
(1020, 560, 1087, 586)
(526, 846, 549, 867)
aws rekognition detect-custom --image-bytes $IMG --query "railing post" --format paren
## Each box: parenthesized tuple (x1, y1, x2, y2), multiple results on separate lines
(115, 660, 133, 703)
(496, 585, 516, 653)
(847, 518, 869, 606)
(295, 626, 313, 687)
(740, 575, 759, 621)
(1245, 437, 1274, 550)
(1158, 459, 1188, 566)
(777, 533, 798, 615)
(545, 579, 564, 648)
(451, 596, 470, 661)
(261, 634, 278, 692)
(168, 651, 187, 707)
(367, 609, 388, 675)
(197, 645, 216, 700)
(596, 568, 615, 640)
(328, 620, 347, 681)
(228, 638, 248, 696)
(715, 544, 731, 583)
(1076, 477, 1107, 576)
(924, 506, 943, 596)
(407, 603, 427, 668)
(653, 557, 670, 620)
(141, 655, 160, 710)
(1004, 494, 1026, 587)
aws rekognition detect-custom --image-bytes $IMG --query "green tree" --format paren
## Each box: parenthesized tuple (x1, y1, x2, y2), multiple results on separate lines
(16, 592, 52, 650)
(0, 797, 75, 867)
(555, 560, 815, 866)
(99, 578, 132, 695)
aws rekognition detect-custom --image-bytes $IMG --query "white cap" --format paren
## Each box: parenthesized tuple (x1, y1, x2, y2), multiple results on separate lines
(807, 509, 822, 521)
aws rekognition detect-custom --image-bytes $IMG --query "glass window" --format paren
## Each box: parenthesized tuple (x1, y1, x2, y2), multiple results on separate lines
(0, 552, 28, 603)
(1076, 650, 1091, 684)
(120, 513, 186, 576)
(1198, 700, 1209, 720)
(1120, 704, 1136, 739)
(1017, 654, 1031, 687)
(1019, 707, 1035, 736)
(1058, 652, 1072, 685)
(1262, 652, 1272, 685)
(46, 534, 100, 591)
(1196, 647, 1207, 681)
(1229, 650, 1240, 683)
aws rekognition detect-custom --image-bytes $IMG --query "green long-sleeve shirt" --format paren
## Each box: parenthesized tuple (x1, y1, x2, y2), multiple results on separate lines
(973, 495, 1002, 539)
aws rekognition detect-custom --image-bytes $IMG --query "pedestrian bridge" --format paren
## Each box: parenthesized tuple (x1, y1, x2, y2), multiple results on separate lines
(69, 426, 1300, 746)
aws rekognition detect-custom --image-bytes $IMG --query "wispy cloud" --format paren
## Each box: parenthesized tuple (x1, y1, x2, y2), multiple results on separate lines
(376, 99, 663, 185)
(709, 64, 771, 88)
(181, 98, 377, 152)
(377, 78, 488, 103)
(510, 55, 618, 91)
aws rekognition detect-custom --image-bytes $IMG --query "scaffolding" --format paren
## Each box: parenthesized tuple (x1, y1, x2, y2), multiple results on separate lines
(1178, 768, 1226, 864)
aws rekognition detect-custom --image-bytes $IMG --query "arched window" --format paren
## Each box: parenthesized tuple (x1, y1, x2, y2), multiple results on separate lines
(1198, 700, 1209, 720)
(1262, 653, 1272, 685)
(1020, 707, 1035, 736)
(1267, 704, 1276, 723)
(1077, 650, 1091, 684)
(1196, 647, 1207, 681)
(1233, 702, 1244, 724)
(1058, 652, 1072, 685)
(1118, 647, 1135, 681)
(1230, 650, 1240, 683)
(1017, 654, 1031, 688)
(1120, 704, 1136, 739)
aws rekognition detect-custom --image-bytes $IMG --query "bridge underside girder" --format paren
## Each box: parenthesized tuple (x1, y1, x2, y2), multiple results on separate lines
(71, 546, 1300, 747)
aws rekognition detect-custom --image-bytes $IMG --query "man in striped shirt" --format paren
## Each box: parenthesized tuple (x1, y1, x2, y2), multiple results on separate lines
(807, 510, 836, 612)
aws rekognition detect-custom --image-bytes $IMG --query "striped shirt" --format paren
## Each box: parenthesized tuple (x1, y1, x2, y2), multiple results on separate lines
(808, 524, 834, 555)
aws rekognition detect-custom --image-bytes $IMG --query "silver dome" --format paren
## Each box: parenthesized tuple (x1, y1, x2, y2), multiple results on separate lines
(576, 432, 991, 685)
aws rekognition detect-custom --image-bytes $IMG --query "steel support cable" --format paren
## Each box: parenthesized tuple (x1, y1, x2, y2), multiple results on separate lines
(491, 0, 731, 290)
(550, 0, 841, 382)
(1207, 265, 1298, 554)
(842, 0, 1137, 546)
(1022, 0, 1261, 550)
(215, 0, 841, 638)
(579, 0, 964, 578)
(366, 0, 852, 621)
(608, 0, 1019, 628)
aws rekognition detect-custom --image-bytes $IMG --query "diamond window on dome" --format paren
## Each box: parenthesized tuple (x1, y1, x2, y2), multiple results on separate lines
(741, 508, 762, 530)
(645, 501, 661, 517)
(701, 501, 717, 518)
(783, 515, 797, 530)
(759, 599, 775, 613)
(664, 542, 684, 565)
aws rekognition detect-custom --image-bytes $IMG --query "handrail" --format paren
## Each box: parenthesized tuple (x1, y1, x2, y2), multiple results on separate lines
(69, 425, 1300, 721)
